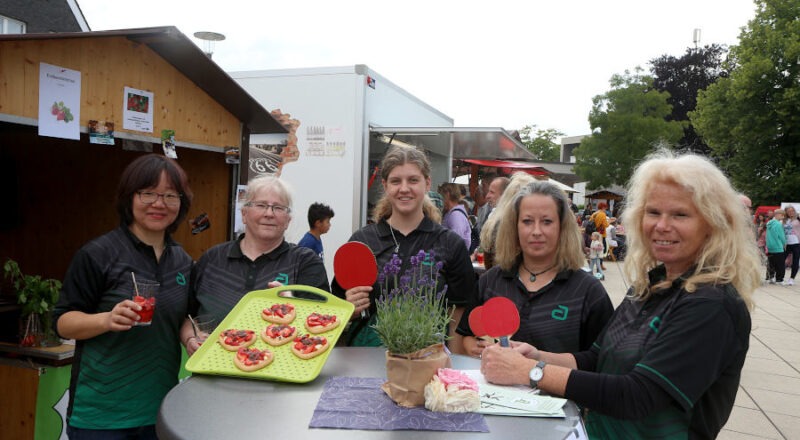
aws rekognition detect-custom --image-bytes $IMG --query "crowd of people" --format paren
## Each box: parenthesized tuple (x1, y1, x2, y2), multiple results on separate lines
(51, 146, 768, 438)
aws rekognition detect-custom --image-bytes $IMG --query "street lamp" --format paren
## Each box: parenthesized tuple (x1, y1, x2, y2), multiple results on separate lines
(193, 31, 226, 58)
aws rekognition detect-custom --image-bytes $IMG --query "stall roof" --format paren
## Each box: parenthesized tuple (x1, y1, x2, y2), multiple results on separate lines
(370, 127, 537, 161)
(0, 26, 286, 134)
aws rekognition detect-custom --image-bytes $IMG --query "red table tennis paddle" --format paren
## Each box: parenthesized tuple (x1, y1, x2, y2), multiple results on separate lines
(481, 297, 520, 347)
(334, 242, 378, 289)
(334, 242, 378, 318)
(468, 306, 487, 338)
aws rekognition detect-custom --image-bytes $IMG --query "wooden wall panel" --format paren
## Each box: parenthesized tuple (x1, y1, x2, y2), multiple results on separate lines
(0, 37, 240, 149)
(0, 363, 38, 439)
(0, 124, 233, 284)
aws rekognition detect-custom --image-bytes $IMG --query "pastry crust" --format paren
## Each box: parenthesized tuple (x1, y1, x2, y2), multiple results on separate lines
(305, 312, 340, 334)
(218, 329, 256, 351)
(291, 334, 330, 359)
(233, 347, 274, 372)
(262, 303, 297, 324)
(261, 324, 297, 346)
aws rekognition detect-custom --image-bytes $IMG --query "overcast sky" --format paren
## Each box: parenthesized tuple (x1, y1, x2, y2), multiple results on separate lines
(76, 0, 757, 137)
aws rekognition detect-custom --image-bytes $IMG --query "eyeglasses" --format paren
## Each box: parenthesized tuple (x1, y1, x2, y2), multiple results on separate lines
(137, 191, 182, 207)
(245, 202, 291, 215)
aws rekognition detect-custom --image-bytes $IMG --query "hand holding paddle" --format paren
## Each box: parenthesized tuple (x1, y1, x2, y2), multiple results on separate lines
(334, 242, 378, 318)
(475, 297, 520, 347)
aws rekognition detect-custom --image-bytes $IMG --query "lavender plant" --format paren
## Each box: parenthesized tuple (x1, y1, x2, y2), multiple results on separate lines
(372, 250, 452, 354)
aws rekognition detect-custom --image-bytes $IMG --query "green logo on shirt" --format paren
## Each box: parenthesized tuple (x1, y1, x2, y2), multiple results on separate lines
(649, 317, 661, 333)
(551, 305, 569, 321)
(176, 272, 186, 286)
(275, 273, 289, 284)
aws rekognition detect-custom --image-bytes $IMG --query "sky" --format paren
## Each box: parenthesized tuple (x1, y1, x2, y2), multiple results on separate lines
(76, 0, 758, 138)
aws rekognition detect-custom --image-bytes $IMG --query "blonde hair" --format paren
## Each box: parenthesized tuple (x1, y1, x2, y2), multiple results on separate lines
(480, 172, 533, 252)
(622, 149, 760, 309)
(493, 178, 586, 272)
(591, 232, 602, 240)
(371, 145, 441, 223)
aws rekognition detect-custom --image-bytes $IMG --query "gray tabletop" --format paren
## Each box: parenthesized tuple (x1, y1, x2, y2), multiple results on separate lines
(157, 347, 584, 440)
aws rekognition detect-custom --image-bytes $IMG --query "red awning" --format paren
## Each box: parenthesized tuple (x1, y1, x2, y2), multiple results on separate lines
(460, 159, 549, 176)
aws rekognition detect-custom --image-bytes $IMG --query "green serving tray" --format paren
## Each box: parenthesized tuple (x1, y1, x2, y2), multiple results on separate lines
(185, 285, 354, 383)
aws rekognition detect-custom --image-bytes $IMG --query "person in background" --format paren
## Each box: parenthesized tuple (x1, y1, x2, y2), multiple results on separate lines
(459, 179, 613, 357)
(475, 173, 498, 233)
(427, 189, 445, 216)
(439, 182, 472, 250)
(331, 145, 477, 353)
(782, 205, 800, 286)
(54, 154, 193, 439)
(476, 176, 510, 267)
(297, 202, 335, 259)
(588, 231, 605, 280)
(591, 202, 610, 257)
(480, 149, 762, 439)
(186, 176, 329, 353)
(766, 209, 786, 284)
(460, 184, 476, 214)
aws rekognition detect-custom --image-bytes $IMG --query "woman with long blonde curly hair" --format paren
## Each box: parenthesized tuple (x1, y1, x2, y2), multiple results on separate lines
(480, 149, 760, 439)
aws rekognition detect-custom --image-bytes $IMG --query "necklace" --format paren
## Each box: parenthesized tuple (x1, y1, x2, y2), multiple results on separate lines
(521, 263, 556, 282)
(388, 223, 400, 254)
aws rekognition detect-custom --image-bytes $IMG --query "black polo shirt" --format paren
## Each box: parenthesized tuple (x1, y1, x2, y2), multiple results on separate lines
(189, 235, 330, 325)
(573, 267, 751, 439)
(332, 217, 478, 345)
(53, 226, 192, 429)
(456, 263, 613, 353)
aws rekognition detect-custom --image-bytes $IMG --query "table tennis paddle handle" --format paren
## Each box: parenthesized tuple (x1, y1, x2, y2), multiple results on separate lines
(499, 336, 509, 347)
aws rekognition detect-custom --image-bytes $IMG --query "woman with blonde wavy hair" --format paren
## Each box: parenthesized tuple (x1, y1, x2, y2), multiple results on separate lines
(332, 145, 476, 352)
(480, 149, 760, 439)
(458, 177, 613, 358)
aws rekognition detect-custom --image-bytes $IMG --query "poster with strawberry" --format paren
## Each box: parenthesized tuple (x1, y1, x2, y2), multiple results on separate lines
(38, 62, 81, 140)
(122, 86, 154, 133)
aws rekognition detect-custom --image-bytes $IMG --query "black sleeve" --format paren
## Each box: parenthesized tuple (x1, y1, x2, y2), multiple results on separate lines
(579, 284, 614, 351)
(573, 349, 599, 371)
(187, 259, 201, 316)
(53, 247, 107, 338)
(439, 230, 478, 307)
(565, 369, 675, 419)
(295, 248, 331, 292)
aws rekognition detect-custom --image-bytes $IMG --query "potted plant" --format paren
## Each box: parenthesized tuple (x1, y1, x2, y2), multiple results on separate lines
(372, 250, 453, 407)
(3, 259, 62, 347)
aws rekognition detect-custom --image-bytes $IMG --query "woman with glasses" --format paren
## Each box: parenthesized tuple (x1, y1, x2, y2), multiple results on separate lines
(185, 175, 330, 353)
(54, 154, 193, 439)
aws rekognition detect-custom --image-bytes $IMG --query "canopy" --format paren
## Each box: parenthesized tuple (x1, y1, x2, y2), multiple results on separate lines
(370, 127, 536, 161)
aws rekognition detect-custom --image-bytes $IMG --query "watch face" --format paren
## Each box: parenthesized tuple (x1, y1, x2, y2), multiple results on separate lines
(530, 367, 543, 382)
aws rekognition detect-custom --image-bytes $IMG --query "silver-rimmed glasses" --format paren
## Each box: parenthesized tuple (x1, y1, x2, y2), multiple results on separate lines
(245, 202, 291, 215)
(137, 191, 182, 207)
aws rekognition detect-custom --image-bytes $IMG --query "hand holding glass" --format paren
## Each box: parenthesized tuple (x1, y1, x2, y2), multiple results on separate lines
(133, 281, 159, 326)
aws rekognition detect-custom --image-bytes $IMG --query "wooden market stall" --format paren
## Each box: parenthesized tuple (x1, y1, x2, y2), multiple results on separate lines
(0, 26, 285, 440)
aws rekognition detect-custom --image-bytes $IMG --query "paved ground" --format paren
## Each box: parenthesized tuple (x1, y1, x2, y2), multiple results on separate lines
(598, 260, 800, 439)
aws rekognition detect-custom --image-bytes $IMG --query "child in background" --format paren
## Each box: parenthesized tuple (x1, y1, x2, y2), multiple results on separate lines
(589, 231, 605, 280)
(297, 202, 335, 259)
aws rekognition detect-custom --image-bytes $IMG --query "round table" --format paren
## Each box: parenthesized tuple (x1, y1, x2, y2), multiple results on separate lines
(157, 347, 585, 440)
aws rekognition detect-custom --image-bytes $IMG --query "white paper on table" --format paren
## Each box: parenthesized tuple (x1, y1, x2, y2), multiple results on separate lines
(462, 370, 567, 417)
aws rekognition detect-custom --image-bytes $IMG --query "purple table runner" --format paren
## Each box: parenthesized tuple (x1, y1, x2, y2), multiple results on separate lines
(309, 376, 489, 432)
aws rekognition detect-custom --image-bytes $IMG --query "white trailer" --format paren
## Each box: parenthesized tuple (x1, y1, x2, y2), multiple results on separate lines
(230, 65, 533, 276)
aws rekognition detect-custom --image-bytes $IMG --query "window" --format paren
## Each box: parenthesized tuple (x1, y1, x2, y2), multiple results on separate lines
(1, 15, 26, 34)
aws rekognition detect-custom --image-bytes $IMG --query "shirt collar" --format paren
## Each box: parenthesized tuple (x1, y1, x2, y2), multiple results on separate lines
(229, 234, 290, 261)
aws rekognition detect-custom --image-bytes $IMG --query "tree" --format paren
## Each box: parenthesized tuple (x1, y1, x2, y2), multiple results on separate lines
(650, 44, 729, 155)
(519, 125, 563, 161)
(691, 0, 800, 205)
(573, 68, 684, 189)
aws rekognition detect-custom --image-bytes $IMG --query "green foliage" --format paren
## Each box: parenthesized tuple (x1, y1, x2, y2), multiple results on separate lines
(3, 259, 61, 316)
(692, 0, 800, 205)
(574, 68, 684, 189)
(372, 251, 452, 354)
(519, 125, 564, 161)
(650, 44, 729, 154)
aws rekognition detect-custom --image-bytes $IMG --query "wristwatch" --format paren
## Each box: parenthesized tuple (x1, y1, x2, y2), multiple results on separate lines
(529, 360, 546, 389)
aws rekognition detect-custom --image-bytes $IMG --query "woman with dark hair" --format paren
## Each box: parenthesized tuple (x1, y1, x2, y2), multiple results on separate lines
(54, 154, 193, 439)
(332, 145, 477, 353)
(458, 179, 613, 357)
